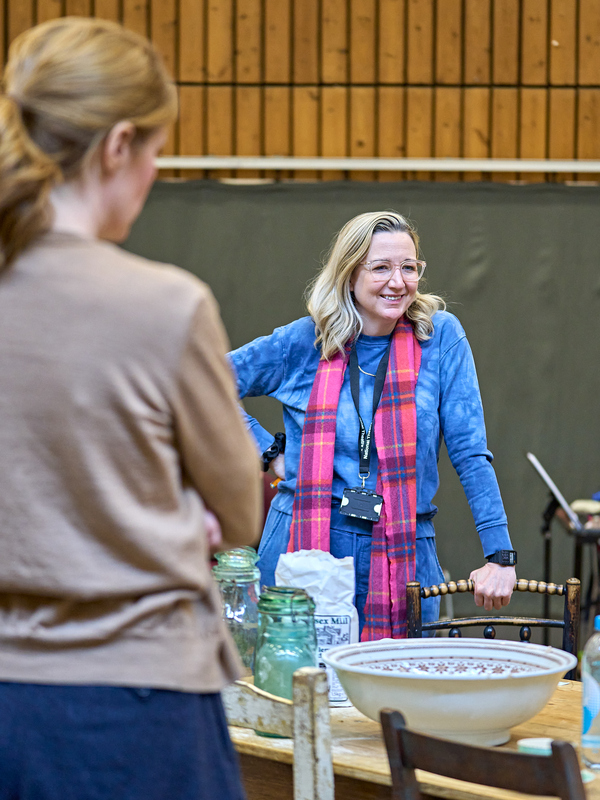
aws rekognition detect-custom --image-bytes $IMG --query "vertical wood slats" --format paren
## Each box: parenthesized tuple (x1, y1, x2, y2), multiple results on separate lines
(3, 1, 600, 182)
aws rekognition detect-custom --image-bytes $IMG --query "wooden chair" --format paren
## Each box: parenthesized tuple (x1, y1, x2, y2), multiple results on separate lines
(222, 666, 334, 800)
(380, 709, 586, 800)
(406, 578, 580, 680)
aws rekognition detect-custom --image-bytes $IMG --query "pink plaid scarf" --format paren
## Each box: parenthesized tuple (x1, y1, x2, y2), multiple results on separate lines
(288, 319, 421, 640)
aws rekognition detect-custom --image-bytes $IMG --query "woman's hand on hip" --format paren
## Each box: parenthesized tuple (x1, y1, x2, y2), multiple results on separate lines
(270, 453, 286, 481)
(469, 563, 516, 611)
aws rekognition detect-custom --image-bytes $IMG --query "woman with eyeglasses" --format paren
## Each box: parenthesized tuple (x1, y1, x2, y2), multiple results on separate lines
(229, 210, 515, 640)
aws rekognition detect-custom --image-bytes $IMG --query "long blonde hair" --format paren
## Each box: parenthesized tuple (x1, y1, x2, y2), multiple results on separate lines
(0, 16, 177, 272)
(306, 211, 445, 360)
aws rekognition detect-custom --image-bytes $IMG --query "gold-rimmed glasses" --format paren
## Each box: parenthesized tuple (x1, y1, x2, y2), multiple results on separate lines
(363, 259, 426, 282)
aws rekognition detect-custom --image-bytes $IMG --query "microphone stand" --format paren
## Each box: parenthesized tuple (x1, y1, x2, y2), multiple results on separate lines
(541, 493, 560, 646)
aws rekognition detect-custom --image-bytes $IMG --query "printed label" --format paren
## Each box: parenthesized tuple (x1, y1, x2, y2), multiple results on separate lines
(315, 614, 352, 702)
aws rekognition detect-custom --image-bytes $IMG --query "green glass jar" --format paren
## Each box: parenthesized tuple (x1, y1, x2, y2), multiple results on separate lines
(254, 587, 318, 700)
(212, 547, 261, 674)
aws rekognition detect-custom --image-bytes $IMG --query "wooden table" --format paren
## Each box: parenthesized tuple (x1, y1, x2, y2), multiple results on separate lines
(229, 680, 599, 800)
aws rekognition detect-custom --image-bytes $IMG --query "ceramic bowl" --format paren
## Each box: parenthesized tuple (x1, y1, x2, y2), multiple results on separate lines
(323, 638, 577, 746)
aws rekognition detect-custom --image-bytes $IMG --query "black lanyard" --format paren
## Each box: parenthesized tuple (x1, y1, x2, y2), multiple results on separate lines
(348, 340, 392, 485)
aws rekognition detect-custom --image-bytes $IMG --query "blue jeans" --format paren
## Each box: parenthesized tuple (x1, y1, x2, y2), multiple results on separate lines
(258, 506, 444, 633)
(0, 682, 246, 800)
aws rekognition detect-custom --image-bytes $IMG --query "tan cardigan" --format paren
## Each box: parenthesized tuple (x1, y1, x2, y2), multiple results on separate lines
(0, 232, 261, 692)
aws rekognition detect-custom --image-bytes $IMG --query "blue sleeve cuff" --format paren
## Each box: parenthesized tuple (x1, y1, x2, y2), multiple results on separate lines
(246, 415, 277, 454)
(477, 524, 513, 559)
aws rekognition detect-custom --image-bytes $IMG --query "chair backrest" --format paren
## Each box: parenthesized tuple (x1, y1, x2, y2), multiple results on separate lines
(222, 666, 334, 800)
(406, 577, 580, 679)
(380, 709, 586, 800)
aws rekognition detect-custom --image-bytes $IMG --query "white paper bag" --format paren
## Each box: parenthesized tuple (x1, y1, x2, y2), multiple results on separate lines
(275, 549, 359, 703)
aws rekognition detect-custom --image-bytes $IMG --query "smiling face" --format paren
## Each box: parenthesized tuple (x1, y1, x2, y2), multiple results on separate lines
(349, 231, 419, 336)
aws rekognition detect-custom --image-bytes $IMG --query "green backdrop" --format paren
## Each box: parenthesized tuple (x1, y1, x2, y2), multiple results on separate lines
(124, 179, 600, 636)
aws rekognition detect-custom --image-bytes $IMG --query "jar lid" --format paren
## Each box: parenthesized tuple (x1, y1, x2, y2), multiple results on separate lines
(258, 586, 315, 615)
(212, 546, 260, 581)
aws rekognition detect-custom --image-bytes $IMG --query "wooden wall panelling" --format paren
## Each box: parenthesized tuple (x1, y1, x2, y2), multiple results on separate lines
(179, 0, 205, 83)
(207, 0, 233, 83)
(434, 87, 461, 181)
(151, 0, 176, 177)
(435, 0, 462, 85)
(464, 0, 491, 85)
(548, 88, 575, 182)
(293, 0, 319, 83)
(7, 0, 34, 44)
(521, 0, 548, 85)
(377, 86, 406, 181)
(179, 85, 206, 179)
(236, 0, 262, 84)
(94, 0, 121, 22)
(577, 89, 600, 181)
(349, 86, 376, 180)
(292, 86, 319, 179)
(235, 86, 262, 177)
(151, 0, 176, 79)
(122, 0, 149, 39)
(321, 0, 348, 84)
(378, 0, 405, 84)
(264, 86, 291, 179)
(37, 0, 64, 24)
(0, 0, 4, 65)
(549, 0, 576, 86)
(491, 87, 518, 182)
(463, 87, 491, 181)
(492, 0, 520, 85)
(406, 86, 433, 179)
(321, 86, 348, 180)
(207, 85, 234, 178)
(350, 0, 376, 85)
(519, 87, 547, 182)
(406, 0, 433, 85)
(264, 0, 291, 83)
(578, 0, 600, 86)
(65, 0, 91, 14)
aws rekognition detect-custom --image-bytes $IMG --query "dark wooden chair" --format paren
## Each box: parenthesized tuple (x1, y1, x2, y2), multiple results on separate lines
(406, 577, 580, 680)
(380, 709, 586, 800)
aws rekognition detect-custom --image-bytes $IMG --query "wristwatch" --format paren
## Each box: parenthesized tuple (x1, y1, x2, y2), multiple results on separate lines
(261, 432, 286, 472)
(486, 549, 517, 566)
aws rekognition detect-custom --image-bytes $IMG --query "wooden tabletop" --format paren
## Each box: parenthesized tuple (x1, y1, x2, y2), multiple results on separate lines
(229, 680, 599, 800)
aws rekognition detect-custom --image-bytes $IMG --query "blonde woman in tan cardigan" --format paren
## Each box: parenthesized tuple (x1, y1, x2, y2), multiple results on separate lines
(0, 17, 260, 800)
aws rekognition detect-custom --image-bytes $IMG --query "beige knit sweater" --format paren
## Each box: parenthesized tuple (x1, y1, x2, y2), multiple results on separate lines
(0, 231, 261, 692)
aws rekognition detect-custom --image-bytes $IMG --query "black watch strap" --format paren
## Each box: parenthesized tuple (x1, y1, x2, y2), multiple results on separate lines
(486, 549, 517, 566)
(261, 432, 286, 472)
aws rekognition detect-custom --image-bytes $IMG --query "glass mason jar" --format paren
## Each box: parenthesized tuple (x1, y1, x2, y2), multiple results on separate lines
(212, 546, 261, 674)
(254, 587, 318, 700)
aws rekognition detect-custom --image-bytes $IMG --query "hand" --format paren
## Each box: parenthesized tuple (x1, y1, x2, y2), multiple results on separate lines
(469, 563, 516, 611)
(204, 508, 223, 552)
(270, 453, 286, 481)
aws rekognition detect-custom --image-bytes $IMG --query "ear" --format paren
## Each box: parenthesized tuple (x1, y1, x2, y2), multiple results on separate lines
(100, 121, 137, 175)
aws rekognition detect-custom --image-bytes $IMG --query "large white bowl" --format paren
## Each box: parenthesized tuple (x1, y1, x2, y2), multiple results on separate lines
(323, 638, 577, 746)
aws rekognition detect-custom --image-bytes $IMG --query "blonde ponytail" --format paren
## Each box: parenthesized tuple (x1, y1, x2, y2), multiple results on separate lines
(0, 95, 61, 272)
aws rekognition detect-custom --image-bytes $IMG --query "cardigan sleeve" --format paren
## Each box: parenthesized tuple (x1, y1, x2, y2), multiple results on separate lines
(172, 289, 262, 548)
(438, 333, 512, 556)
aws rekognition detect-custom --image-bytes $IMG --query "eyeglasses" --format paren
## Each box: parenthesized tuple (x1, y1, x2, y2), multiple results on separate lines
(362, 259, 426, 282)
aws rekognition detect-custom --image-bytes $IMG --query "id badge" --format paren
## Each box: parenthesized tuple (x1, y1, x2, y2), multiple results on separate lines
(339, 487, 383, 522)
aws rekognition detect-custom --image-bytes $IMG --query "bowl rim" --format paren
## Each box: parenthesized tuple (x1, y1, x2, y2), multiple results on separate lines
(322, 637, 578, 680)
